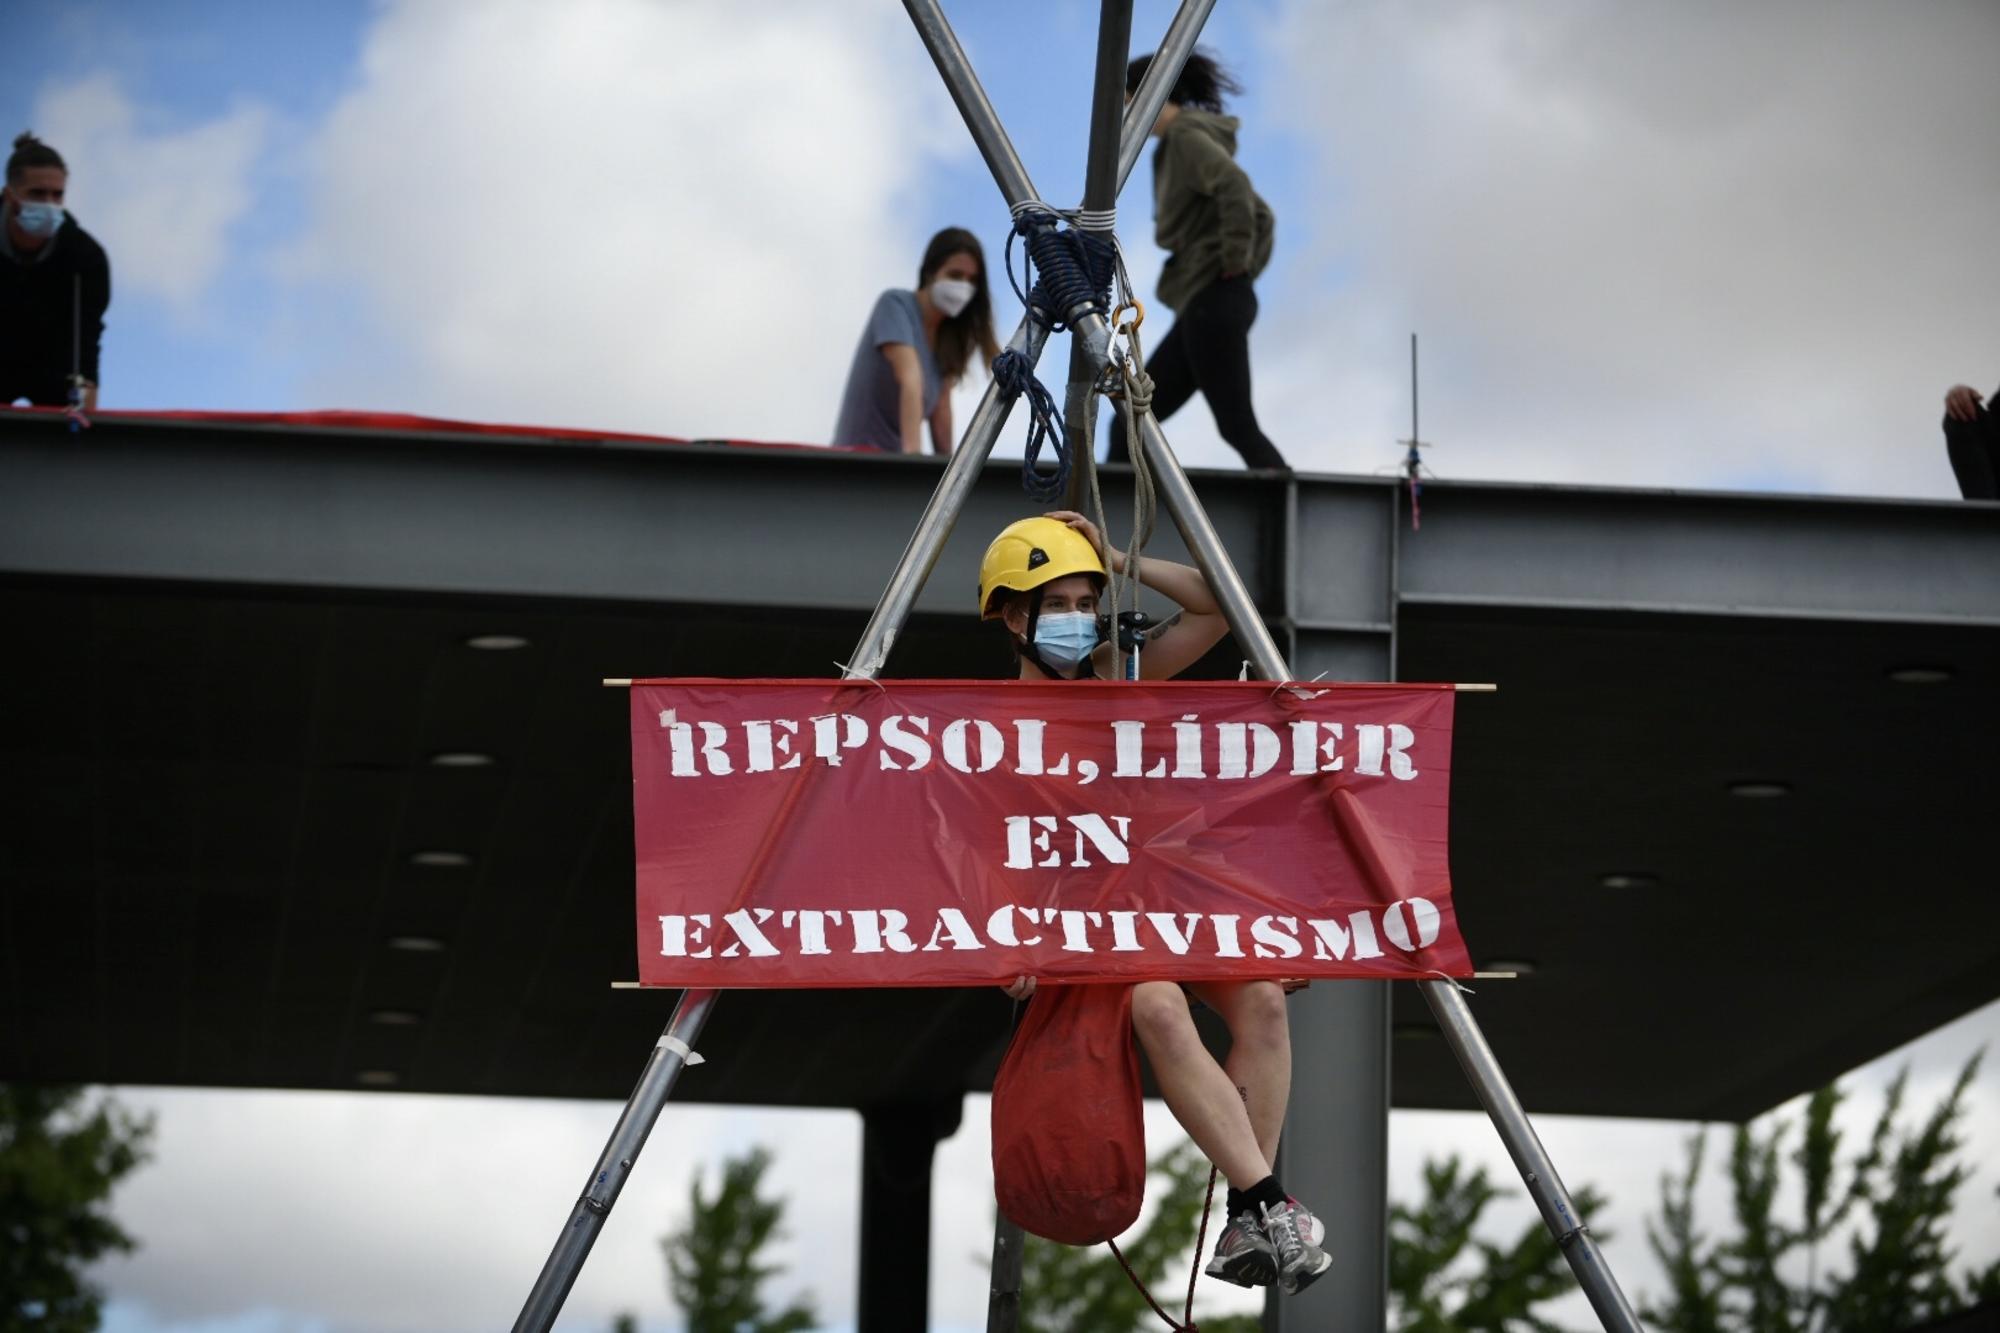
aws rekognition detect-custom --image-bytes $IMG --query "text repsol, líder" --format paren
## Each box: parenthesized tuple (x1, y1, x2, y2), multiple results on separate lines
(661, 713, 1418, 784)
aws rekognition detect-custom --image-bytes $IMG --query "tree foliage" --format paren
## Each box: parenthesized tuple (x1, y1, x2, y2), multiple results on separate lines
(1015, 1139, 1260, 1333)
(1, 1084, 155, 1333)
(1389, 1154, 1609, 1332)
(1644, 1053, 1993, 1333)
(661, 1146, 817, 1333)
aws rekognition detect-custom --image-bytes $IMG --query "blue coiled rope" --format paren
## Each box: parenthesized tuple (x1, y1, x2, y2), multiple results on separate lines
(993, 348, 1067, 502)
(999, 207, 1121, 500)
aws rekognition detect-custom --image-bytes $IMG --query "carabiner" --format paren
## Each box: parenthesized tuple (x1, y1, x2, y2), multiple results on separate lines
(1112, 298, 1145, 337)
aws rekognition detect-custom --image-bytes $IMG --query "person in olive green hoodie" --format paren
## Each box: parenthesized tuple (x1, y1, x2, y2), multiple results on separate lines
(1109, 51, 1287, 472)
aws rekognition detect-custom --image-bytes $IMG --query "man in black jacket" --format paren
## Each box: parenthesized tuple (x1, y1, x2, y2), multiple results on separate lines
(1942, 382, 1998, 500)
(1, 132, 110, 410)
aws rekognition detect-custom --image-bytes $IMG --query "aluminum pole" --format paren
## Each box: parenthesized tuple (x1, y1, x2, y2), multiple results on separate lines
(985, 1214, 1026, 1333)
(1424, 984, 1647, 1332)
(846, 313, 1049, 678)
(1117, 0, 1219, 190)
(1134, 410, 1644, 1331)
(512, 988, 718, 1333)
(510, 320, 1044, 1326)
(513, 262, 1058, 1333)
(1062, 0, 1135, 512)
(1082, 0, 1135, 216)
(1135, 413, 1288, 679)
(902, 0, 1040, 211)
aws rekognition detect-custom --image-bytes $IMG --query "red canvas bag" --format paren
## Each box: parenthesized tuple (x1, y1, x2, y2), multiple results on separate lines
(990, 982, 1146, 1245)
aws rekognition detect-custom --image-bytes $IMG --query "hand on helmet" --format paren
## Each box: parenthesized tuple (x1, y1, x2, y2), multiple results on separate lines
(1043, 510, 1124, 573)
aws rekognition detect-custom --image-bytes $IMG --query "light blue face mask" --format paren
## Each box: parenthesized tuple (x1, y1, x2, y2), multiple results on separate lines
(1033, 611, 1100, 672)
(13, 200, 64, 239)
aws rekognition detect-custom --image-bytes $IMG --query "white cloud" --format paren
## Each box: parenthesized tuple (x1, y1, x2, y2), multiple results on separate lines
(285, 0, 965, 441)
(1258, 0, 2000, 496)
(32, 72, 268, 317)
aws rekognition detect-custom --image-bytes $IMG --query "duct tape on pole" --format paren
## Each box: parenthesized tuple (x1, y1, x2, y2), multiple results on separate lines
(511, 988, 718, 1333)
(1422, 982, 1646, 1332)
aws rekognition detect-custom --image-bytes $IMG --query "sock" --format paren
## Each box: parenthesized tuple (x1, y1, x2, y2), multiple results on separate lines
(1243, 1175, 1286, 1216)
(1226, 1187, 1246, 1218)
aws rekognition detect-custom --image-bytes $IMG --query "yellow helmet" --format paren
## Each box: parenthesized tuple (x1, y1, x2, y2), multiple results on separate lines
(978, 517, 1106, 619)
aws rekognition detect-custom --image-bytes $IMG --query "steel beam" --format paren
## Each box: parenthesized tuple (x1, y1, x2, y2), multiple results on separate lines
(1393, 484, 2000, 626)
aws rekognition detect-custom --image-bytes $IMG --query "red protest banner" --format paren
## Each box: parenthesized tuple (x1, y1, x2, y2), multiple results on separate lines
(631, 679, 1473, 988)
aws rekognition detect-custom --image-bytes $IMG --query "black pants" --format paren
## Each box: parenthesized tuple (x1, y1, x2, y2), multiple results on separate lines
(1944, 402, 1999, 500)
(1108, 275, 1287, 471)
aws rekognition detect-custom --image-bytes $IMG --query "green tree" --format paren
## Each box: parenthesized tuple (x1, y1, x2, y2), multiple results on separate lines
(1015, 1139, 1260, 1333)
(1, 1084, 156, 1332)
(1390, 1154, 1610, 1332)
(1644, 1053, 1993, 1333)
(661, 1146, 816, 1333)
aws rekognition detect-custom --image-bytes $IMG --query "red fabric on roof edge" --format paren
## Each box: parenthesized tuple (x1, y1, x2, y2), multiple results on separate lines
(0, 404, 850, 453)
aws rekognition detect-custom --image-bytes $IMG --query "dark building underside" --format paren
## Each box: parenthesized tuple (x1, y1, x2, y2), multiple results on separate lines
(3, 411, 1996, 1126)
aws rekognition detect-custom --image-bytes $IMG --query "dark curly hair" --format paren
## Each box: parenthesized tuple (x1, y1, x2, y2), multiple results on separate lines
(1124, 49, 1243, 114)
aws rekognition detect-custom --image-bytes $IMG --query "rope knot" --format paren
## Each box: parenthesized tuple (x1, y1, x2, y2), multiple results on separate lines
(1122, 364, 1155, 418)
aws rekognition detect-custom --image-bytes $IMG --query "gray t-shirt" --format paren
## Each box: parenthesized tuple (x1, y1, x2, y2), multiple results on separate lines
(831, 289, 939, 452)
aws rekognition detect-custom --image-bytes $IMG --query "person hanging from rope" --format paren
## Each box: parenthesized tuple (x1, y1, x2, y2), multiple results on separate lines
(1107, 52, 1287, 474)
(830, 226, 1000, 455)
(1, 132, 110, 414)
(980, 513, 1334, 1297)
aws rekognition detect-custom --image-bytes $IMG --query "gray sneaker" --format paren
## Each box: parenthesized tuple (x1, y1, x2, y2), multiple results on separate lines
(1258, 1198, 1334, 1295)
(1203, 1211, 1277, 1288)
(1288, 1196, 1326, 1248)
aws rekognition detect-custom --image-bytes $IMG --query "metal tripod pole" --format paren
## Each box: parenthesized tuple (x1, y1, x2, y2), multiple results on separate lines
(511, 310, 1056, 1331)
(1134, 414, 1644, 1331)
(511, 990, 717, 1332)
(1059, 0, 1133, 513)
(513, 15, 1088, 1317)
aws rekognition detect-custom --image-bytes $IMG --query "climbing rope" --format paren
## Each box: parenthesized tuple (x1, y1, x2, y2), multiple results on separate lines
(1107, 1164, 1220, 1331)
(998, 205, 1122, 501)
(1087, 261, 1159, 681)
(992, 349, 1068, 503)
(1003, 203, 1118, 333)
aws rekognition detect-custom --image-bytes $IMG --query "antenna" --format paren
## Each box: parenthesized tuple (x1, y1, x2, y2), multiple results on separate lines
(1397, 333, 1429, 530)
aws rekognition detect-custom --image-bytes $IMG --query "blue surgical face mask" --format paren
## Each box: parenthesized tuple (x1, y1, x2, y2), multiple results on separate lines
(1033, 611, 1100, 672)
(13, 200, 64, 239)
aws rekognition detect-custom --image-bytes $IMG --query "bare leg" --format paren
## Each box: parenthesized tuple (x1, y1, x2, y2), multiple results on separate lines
(1131, 980, 1270, 1189)
(1187, 980, 1292, 1167)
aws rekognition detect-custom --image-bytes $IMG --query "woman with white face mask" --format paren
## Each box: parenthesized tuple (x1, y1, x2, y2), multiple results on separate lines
(831, 226, 998, 455)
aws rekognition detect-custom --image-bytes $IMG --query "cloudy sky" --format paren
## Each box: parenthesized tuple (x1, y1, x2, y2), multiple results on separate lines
(5, 0, 1996, 1329)
(7, 0, 1997, 491)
